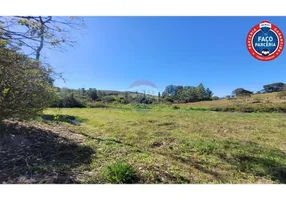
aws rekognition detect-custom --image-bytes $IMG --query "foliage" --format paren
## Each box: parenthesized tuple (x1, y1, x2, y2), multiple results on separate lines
(103, 161, 137, 184)
(55, 94, 85, 108)
(0, 47, 57, 121)
(212, 96, 219, 100)
(232, 88, 253, 97)
(102, 96, 116, 103)
(87, 88, 98, 101)
(162, 83, 213, 103)
(263, 82, 285, 93)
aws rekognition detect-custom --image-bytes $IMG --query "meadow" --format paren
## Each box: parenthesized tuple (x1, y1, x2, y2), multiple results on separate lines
(18, 107, 285, 184)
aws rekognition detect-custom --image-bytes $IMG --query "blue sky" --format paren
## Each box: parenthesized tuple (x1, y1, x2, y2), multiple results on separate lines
(43, 17, 286, 97)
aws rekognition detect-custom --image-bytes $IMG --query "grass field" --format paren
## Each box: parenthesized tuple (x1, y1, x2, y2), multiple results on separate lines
(28, 108, 286, 183)
(180, 92, 286, 108)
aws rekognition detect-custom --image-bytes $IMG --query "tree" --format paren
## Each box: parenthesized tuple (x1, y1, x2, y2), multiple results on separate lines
(212, 96, 219, 100)
(163, 85, 178, 96)
(58, 93, 85, 108)
(263, 82, 285, 93)
(232, 88, 253, 97)
(205, 88, 213, 100)
(97, 90, 105, 99)
(0, 16, 85, 60)
(87, 88, 98, 101)
(81, 88, 86, 97)
(0, 47, 57, 122)
(196, 83, 206, 101)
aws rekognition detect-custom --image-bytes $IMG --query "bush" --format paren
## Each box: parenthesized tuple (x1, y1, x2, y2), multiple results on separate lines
(88, 102, 107, 108)
(165, 97, 174, 103)
(55, 94, 85, 108)
(172, 105, 180, 110)
(212, 96, 219, 100)
(102, 96, 116, 103)
(0, 47, 57, 122)
(103, 161, 138, 184)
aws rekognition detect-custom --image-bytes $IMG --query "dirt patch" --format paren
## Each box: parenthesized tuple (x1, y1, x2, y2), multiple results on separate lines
(151, 141, 164, 148)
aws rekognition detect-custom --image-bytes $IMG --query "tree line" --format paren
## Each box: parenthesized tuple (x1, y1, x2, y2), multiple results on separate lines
(230, 82, 286, 98)
(161, 84, 214, 103)
(51, 83, 215, 108)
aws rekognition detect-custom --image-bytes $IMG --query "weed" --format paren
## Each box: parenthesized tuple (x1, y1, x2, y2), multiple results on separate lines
(103, 161, 138, 184)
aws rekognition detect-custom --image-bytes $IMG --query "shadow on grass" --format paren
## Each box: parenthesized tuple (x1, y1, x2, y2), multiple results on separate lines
(215, 140, 286, 183)
(0, 121, 95, 184)
(156, 140, 286, 183)
(41, 114, 87, 125)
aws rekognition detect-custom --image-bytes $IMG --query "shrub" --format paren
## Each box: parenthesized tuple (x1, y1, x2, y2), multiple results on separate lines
(172, 105, 180, 110)
(55, 94, 85, 108)
(0, 47, 57, 122)
(212, 96, 219, 100)
(103, 161, 138, 184)
(165, 97, 174, 103)
(102, 96, 116, 103)
(88, 102, 107, 108)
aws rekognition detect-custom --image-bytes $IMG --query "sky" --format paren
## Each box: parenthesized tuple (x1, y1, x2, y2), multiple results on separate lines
(42, 17, 286, 97)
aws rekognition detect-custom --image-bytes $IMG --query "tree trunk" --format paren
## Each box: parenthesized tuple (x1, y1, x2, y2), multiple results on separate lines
(36, 16, 45, 61)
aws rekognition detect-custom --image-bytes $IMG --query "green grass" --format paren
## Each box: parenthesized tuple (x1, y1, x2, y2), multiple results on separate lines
(103, 161, 138, 184)
(40, 107, 286, 183)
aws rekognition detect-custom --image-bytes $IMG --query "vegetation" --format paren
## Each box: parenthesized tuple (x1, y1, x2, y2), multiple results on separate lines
(0, 16, 84, 60)
(2, 107, 284, 184)
(0, 47, 57, 122)
(103, 161, 138, 184)
(1, 16, 286, 185)
(0, 16, 84, 123)
(162, 83, 213, 103)
(263, 82, 285, 93)
(232, 88, 253, 97)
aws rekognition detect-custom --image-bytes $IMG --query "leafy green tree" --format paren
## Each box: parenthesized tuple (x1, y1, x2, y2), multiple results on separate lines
(0, 47, 57, 122)
(87, 88, 98, 101)
(263, 82, 285, 93)
(196, 83, 206, 101)
(163, 85, 178, 96)
(59, 93, 84, 108)
(97, 90, 105, 99)
(81, 88, 86, 97)
(205, 88, 213, 100)
(232, 88, 253, 97)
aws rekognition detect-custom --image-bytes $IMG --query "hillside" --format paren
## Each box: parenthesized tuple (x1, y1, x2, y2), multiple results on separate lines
(178, 92, 286, 110)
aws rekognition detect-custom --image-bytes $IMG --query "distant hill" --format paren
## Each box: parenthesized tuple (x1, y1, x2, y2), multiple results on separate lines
(179, 92, 286, 108)
(101, 90, 157, 97)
